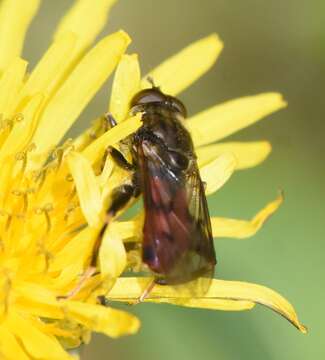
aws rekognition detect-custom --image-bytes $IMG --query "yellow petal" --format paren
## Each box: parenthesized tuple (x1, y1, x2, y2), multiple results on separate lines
(109, 54, 141, 122)
(54, 0, 117, 56)
(0, 57, 27, 117)
(68, 152, 102, 227)
(0, 325, 29, 360)
(197, 141, 272, 170)
(108, 277, 306, 333)
(83, 113, 142, 164)
(200, 153, 236, 195)
(64, 301, 140, 338)
(162, 298, 254, 311)
(99, 224, 127, 278)
(7, 312, 72, 359)
(19, 32, 77, 101)
(211, 193, 283, 238)
(108, 195, 283, 242)
(32, 31, 131, 155)
(0, 94, 43, 161)
(15, 282, 63, 319)
(110, 220, 138, 240)
(0, 0, 40, 71)
(50, 226, 98, 272)
(107, 278, 253, 313)
(142, 34, 223, 95)
(187, 93, 287, 147)
(97, 153, 114, 188)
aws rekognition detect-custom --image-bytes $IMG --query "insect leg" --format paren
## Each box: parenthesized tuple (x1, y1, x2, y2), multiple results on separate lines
(57, 267, 97, 300)
(103, 112, 117, 129)
(106, 171, 140, 220)
(108, 146, 135, 171)
(91, 172, 141, 267)
(134, 278, 156, 304)
(58, 177, 140, 300)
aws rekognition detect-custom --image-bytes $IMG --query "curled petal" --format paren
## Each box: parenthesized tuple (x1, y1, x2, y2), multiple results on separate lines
(211, 193, 283, 238)
(0, 0, 40, 71)
(200, 152, 236, 195)
(187, 93, 287, 147)
(142, 34, 223, 95)
(63, 301, 140, 338)
(197, 141, 272, 170)
(107, 277, 306, 333)
(68, 152, 102, 227)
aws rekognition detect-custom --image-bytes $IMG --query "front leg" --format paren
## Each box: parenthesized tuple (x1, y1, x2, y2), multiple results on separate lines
(92, 172, 141, 267)
(108, 146, 135, 172)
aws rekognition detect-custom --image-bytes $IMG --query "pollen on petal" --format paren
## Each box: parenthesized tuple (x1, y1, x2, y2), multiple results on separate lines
(0, 93, 43, 162)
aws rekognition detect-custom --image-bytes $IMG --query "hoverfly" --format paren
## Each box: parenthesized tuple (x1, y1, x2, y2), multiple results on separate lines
(104, 84, 217, 297)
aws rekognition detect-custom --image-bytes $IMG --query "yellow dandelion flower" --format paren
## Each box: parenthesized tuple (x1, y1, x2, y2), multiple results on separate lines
(0, 1, 305, 359)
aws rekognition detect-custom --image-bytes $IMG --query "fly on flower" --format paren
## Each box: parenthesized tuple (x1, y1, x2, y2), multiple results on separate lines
(103, 84, 216, 297)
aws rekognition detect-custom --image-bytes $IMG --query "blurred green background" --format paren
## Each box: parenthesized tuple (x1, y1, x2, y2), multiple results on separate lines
(24, 1, 323, 359)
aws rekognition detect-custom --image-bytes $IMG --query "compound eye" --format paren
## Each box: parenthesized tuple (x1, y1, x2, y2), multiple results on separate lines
(168, 96, 187, 118)
(130, 88, 166, 108)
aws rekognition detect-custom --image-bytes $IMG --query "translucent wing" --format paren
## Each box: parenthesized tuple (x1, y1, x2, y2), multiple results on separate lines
(138, 139, 216, 285)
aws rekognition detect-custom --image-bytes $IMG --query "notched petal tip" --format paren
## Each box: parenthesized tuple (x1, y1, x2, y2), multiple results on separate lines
(116, 29, 132, 46)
